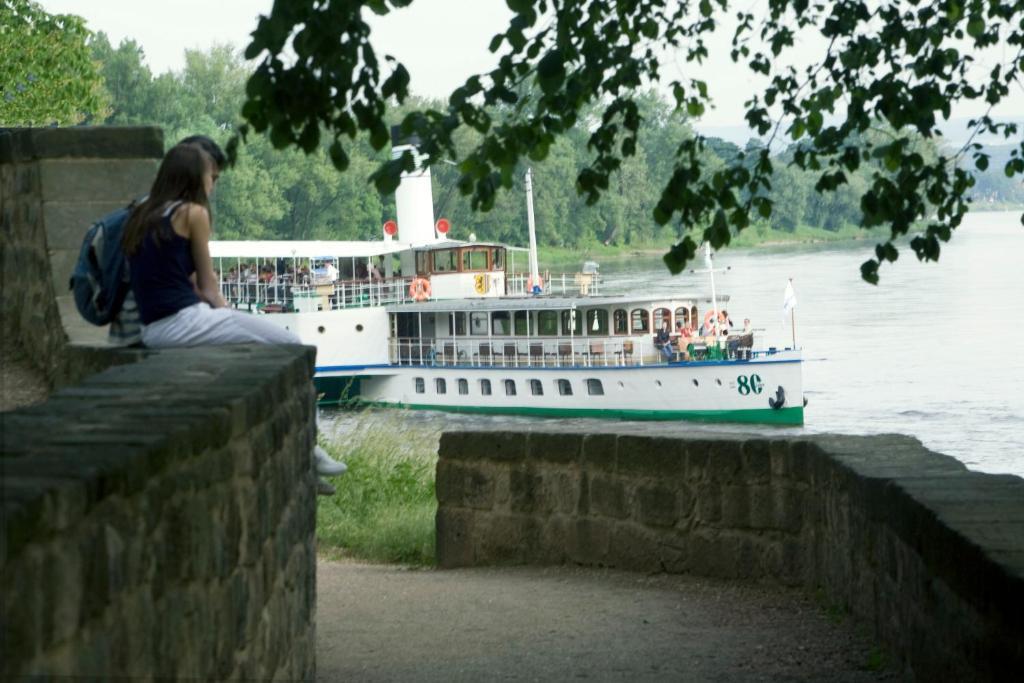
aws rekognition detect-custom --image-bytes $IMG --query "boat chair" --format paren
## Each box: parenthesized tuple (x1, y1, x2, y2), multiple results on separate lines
(442, 342, 456, 366)
(557, 342, 573, 366)
(477, 343, 493, 366)
(503, 342, 518, 367)
(529, 342, 545, 367)
(588, 340, 606, 366)
(615, 340, 634, 365)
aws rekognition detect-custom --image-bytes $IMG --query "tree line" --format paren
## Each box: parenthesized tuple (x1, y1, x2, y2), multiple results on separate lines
(86, 35, 1014, 249)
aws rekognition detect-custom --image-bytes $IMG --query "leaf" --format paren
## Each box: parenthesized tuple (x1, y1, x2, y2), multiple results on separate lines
(966, 17, 984, 38)
(536, 49, 566, 94)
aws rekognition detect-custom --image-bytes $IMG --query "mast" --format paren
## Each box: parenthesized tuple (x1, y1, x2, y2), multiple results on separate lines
(525, 168, 540, 291)
(706, 243, 720, 332)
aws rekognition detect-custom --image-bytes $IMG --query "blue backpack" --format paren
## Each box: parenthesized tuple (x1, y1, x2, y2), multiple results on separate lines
(70, 203, 142, 343)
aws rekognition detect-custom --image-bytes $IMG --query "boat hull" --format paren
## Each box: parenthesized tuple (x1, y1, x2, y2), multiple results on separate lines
(315, 354, 804, 426)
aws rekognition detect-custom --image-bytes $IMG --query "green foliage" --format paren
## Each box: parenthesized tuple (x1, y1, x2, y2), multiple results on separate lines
(0, 0, 109, 125)
(238, 0, 1024, 283)
(315, 413, 439, 565)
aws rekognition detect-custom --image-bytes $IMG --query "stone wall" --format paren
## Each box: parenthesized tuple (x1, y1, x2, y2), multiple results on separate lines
(1, 344, 318, 680)
(0, 126, 163, 385)
(436, 428, 1024, 682)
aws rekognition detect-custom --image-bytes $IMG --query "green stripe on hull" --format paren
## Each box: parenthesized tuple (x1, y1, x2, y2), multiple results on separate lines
(346, 400, 804, 426)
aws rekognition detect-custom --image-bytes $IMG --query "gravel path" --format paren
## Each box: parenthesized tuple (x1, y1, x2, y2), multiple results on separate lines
(317, 561, 895, 682)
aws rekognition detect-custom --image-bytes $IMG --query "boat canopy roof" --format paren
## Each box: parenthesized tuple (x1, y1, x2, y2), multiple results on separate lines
(414, 239, 529, 252)
(209, 240, 412, 260)
(387, 293, 728, 314)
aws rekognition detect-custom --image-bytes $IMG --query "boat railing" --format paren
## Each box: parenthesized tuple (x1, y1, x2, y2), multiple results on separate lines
(221, 276, 417, 311)
(388, 334, 776, 368)
(505, 271, 602, 296)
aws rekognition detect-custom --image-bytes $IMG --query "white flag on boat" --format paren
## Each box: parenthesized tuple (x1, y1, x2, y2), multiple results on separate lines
(783, 279, 797, 315)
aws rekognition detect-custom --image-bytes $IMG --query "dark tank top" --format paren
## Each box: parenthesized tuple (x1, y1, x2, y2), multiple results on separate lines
(129, 201, 201, 325)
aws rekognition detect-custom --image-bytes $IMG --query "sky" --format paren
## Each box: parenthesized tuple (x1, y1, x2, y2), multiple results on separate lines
(39, 0, 1024, 144)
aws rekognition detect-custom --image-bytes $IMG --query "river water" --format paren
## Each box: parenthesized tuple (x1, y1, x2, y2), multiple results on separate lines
(323, 210, 1024, 477)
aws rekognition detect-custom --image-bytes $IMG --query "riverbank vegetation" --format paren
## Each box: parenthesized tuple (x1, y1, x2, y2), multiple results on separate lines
(82, 34, 1023, 258)
(316, 412, 438, 565)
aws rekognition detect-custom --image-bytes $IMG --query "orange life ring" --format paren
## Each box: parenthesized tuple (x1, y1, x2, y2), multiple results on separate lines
(526, 274, 544, 293)
(408, 277, 431, 302)
(703, 310, 717, 334)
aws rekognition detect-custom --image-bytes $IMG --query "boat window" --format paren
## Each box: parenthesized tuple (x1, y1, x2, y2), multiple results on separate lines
(479, 378, 492, 396)
(586, 379, 604, 396)
(513, 310, 529, 336)
(435, 378, 447, 394)
(504, 379, 517, 396)
(470, 312, 489, 336)
(630, 309, 650, 333)
(561, 309, 583, 336)
(653, 308, 671, 331)
(492, 248, 504, 271)
(458, 378, 469, 395)
(530, 379, 543, 396)
(492, 311, 511, 335)
(675, 307, 690, 328)
(585, 309, 609, 335)
(414, 377, 425, 394)
(416, 252, 429, 275)
(613, 309, 628, 335)
(452, 313, 468, 335)
(537, 310, 559, 336)
(690, 305, 698, 328)
(461, 249, 488, 271)
(557, 379, 573, 396)
(433, 249, 457, 273)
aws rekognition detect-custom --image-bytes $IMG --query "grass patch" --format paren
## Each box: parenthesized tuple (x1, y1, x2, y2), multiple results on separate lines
(316, 412, 440, 565)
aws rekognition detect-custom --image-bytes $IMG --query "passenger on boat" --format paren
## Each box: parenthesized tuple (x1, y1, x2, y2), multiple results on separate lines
(123, 141, 346, 494)
(676, 320, 694, 360)
(718, 309, 733, 336)
(370, 258, 384, 281)
(655, 321, 674, 361)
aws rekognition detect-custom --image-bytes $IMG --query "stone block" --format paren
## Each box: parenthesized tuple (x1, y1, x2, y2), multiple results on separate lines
(0, 127, 164, 162)
(567, 518, 611, 565)
(544, 470, 580, 515)
(478, 515, 540, 563)
(706, 440, 743, 483)
(772, 485, 806, 532)
(589, 475, 628, 520)
(740, 439, 772, 483)
(617, 435, 685, 480)
(38, 158, 156, 205)
(439, 430, 526, 462)
(721, 485, 750, 528)
(581, 432, 617, 472)
(527, 431, 582, 464)
(435, 508, 475, 568)
(695, 482, 722, 524)
(41, 200, 127, 250)
(635, 484, 678, 528)
(509, 468, 546, 514)
(683, 439, 714, 481)
(609, 523, 664, 572)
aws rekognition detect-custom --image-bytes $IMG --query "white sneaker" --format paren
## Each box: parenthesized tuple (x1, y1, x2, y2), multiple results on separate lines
(314, 445, 348, 476)
(316, 477, 337, 496)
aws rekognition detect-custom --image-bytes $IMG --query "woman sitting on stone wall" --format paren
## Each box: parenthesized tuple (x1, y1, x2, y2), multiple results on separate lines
(122, 140, 346, 494)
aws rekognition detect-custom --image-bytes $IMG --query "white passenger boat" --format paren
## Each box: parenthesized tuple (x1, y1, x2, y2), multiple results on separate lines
(210, 134, 804, 425)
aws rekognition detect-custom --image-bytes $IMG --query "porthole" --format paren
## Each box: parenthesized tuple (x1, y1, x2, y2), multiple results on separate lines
(317, 325, 325, 334)
(617, 381, 624, 389)
(692, 379, 699, 387)
(655, 380, 662, 387)
(356, 324, 364, 332)
(715, 378, 722, 386)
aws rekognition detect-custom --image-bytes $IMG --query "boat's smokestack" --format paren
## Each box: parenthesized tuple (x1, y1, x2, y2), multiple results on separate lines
(390, 126, 437, 244)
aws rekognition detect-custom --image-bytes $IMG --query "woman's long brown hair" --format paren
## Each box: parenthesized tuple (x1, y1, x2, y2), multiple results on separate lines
(122, 143, 212, 256)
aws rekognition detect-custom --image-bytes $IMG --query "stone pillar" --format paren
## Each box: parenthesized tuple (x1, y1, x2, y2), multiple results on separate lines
(0, 126, 163, 379)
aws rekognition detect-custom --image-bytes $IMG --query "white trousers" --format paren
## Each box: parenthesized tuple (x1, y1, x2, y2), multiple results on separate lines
(141, 303, 301, 348)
